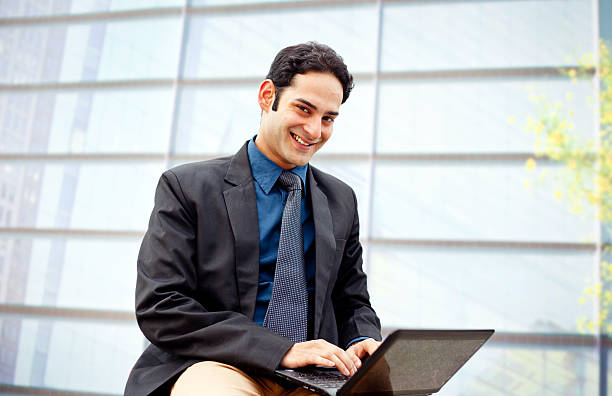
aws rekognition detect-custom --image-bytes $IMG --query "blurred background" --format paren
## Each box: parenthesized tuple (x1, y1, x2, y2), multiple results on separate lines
(0, 0, 610, 394)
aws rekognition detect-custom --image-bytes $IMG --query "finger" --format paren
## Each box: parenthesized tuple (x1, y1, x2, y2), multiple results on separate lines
(348, 342, 367, 359)
(327, 347, 358, 376)
(313, 340, 358, 376)
(362, 340, 382, 355)
(335, 349, 358, 376)
(354, 355, 362, 369)
(351, 339, 378, 357)
(327, 352, 351, 376)
(311, 356, 335, 368)
(345, 347, 362, 369)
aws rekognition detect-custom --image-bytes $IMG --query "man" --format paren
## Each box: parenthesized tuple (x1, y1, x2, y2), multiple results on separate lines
(125, 42, 382, 396)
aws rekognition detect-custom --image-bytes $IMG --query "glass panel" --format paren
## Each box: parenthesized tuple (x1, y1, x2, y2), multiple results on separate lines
(0, 0, 183, 17)
(0, 18, 182, 84)
(309, 159, 370, 236)
(174, 84, 262, 155)
(0, 162, 164, 230)
(174, 80, 374, 155)
(323, 80, 374, 154)
(369, 245, 596, 333)
(381, 0, 594, 71)
(438, 344, 597, 395)
(371, 162, 596, 242)
(607, 349, 612, 395)
(192, 0, 315, 5)
(183, 5, 378, 78)
(0, 89, 174, 154)
(376, 77, 595, 154)
(0, 317, 142, 394)
(0, 237, 139, 311)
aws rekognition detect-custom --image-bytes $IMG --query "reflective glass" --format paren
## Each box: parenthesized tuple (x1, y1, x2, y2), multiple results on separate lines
(323, 80, 375, 154)
(184, 5, 377, 78)
(608, 349, 612, 394)
(192, 0, 314, 5)
(309, 159, 370, 236)
(382, 1, 594, 71)
(173, 84, 262, 154)
(0, 18, 182, 83)
(0, 237, 139, 311)
(0, 89, 174, 154)
(0, 317, 142, 394)
(0, 162, 164, 230)
(0, 0, 183, 17)
(437, 343, 597, 395)
(371, 162, 596, 242)
(376, 77, 596, 153)
(369, 245, 596, 333)
(174, 80, 374, 154)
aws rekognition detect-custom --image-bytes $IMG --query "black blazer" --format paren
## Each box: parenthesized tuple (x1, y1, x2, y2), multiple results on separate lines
(124, 142, 381, 395)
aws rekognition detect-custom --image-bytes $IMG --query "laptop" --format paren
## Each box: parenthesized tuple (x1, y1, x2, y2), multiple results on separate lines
(274, 329, 494, 396)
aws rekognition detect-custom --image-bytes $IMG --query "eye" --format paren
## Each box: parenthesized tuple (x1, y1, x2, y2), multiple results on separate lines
(323, 116, 335, 123)
(296, 105, 310, 113)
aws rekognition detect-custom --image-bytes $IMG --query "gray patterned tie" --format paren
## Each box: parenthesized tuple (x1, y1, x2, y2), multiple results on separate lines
(263, 171, 308, 342)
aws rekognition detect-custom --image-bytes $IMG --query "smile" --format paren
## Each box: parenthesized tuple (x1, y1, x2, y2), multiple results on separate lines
(291, 132, 314, 146)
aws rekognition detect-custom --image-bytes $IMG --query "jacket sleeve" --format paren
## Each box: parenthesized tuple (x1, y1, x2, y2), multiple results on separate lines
(331, 189, 382, 349)
(135, 170, 294, 373)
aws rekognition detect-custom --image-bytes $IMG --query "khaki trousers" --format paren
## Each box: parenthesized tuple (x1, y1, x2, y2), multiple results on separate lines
(171, 361, 317, 396)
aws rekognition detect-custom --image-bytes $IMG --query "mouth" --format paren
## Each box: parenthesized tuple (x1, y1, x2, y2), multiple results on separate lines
(290, 131, 315, 147)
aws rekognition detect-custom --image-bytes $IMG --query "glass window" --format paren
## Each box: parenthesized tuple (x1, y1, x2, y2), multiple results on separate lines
(1, 317, 142, 394)
(369, 245, 596, 333)
(0, 18, 182, 84)
(381, 0, 594, 71)
(0, 162, 164, 230)
(174, 84, 262, 155)
(183, 5, 378, 78)
(0, 237, 140, 311)
(323, 80, 375, 154)
(0, 0, 183, 17)
(376, 77, 596, 154)
(192, 0, 315, 5)
(371, 162, 596, 242)
(309, 159, 370, 235)
(437, 344, 597, 395)
(0, 89, 174, 154)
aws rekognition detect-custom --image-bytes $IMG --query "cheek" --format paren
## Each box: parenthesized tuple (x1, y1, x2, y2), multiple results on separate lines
(321, 127, 333, 142)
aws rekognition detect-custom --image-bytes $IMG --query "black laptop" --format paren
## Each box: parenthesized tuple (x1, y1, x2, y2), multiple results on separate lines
(274, 329, 494, 396)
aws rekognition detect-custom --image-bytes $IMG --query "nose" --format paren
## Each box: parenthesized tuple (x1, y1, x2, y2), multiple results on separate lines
(303, 118, 322, 141)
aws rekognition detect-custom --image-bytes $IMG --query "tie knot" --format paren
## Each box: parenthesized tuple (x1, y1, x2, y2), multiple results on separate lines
(277, 171, 302, 192)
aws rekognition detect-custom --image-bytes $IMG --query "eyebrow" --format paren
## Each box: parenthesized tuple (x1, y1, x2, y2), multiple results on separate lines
(296, 98, 339, 116)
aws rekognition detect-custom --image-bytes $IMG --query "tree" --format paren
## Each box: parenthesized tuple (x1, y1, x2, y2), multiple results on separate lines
(521, 40, 612, 333)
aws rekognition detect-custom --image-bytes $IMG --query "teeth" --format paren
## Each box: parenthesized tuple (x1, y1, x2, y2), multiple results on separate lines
(293, 133, 311, 146)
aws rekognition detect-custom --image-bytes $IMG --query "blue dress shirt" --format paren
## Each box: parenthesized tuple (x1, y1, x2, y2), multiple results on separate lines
(247, 138, 367, 348)
(247, 139, 316, 338)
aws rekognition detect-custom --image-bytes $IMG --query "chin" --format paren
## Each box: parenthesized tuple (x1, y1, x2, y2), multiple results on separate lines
(291, 156, 311, 167)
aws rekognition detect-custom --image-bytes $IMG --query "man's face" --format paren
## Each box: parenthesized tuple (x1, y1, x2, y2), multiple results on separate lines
(255, 71, 343, 169)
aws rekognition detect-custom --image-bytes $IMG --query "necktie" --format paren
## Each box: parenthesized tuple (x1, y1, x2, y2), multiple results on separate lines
(263, 171, 308, 342)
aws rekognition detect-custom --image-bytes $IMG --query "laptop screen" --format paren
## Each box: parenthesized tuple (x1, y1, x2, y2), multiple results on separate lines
(346, 330, 493, 395)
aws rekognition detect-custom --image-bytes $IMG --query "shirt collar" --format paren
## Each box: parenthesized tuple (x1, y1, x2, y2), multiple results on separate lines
(247, 137, 308, 195)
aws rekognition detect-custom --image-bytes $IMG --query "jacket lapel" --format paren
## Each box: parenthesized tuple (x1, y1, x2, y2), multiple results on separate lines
(223, 142, 260, 319)
(308, 167, 336, 339)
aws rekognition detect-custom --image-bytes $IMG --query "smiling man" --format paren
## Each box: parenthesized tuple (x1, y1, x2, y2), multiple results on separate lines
(125, 42, 382, 396)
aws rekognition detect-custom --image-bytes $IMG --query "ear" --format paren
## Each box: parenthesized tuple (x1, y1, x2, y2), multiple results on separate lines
(258, 79, 275, 112)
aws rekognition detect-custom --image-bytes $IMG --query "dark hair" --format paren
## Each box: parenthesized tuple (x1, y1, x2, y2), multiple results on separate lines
(265, 41, 354, 111)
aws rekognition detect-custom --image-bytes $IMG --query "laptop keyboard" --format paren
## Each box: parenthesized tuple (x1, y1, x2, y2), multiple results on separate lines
(292, 368, 349, 388)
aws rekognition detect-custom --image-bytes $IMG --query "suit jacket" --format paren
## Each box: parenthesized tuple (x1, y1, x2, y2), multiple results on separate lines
(124, 142, 381, 395)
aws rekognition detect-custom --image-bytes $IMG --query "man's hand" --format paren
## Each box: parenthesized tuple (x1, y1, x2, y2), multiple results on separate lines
(280, 339, 360, 376)
(346, 338, 381, 367)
